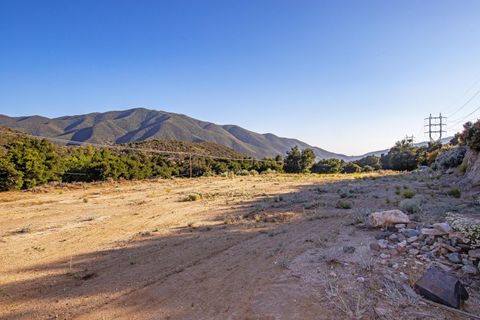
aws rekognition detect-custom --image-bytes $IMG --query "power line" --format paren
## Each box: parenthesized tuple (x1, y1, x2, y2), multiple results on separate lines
(447, 86, 480, 118)
(444, 76, 480, 116)
(448, 104, 480, 128)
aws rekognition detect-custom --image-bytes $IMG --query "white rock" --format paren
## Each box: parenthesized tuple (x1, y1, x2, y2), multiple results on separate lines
(433, 222, 452, 234)
(368, 210, 410, 228)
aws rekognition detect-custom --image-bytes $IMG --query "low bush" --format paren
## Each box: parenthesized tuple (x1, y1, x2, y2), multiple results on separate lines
(447, 187, 461, 198)
(335, 200, 353, 209)
(399, 199, 420, 214)
(402, 190, 415, 199)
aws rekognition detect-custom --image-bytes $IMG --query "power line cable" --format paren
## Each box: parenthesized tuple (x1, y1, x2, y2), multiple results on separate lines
(447, 86, 480, 118)
(444, 76, 480, 115)
(448, 104, 480, 128)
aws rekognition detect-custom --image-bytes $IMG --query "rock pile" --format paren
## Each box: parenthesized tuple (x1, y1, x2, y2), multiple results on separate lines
(369, 213, 480, 275)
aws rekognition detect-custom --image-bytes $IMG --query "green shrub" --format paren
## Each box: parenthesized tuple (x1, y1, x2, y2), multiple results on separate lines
(447, 188, 461, 198)
(335, 200, 353, 209)
(399, 199, 420, 214)
(311, 158, 344, 174)
(342, 162, 362, 174)
(402, 190, 415, 199)
(0, 157, 23, 191)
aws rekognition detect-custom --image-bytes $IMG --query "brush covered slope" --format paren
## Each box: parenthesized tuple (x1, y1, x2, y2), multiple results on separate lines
(0, 108, 349, 160)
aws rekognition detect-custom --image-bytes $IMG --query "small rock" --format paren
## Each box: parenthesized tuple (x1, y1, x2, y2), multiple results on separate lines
(388, 234, 399, 242)
(415, 267, 469, 309)
(356, 276, 365, 283)
(433, 222, 452, 234)
(375, 231, 393, 240)
(440, 247, 449, 256)
(421, 228, 446, 236)
(380, 253, 390, 259)
(440, 243, 458, 253)
(397, 240, 407, 248)
(447, 253, 462, 264)
(420, 245, 429, 252)
(395, 224, 406, 229)
(343, 246, 355, 254)
(407, 236, 418, 244)
(378, 239, 389, 249)
(392, 263, 399, 269)
(408, 249, 419, 256)
(370, 242, 381, 251)
(461, 265, 479, 275)
(403, 229, 420, 238)
(469, 249, 480, 259)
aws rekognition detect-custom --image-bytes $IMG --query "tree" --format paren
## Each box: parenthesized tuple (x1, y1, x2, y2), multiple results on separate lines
(342, 162, 362, 173)
(0, 157, 23, 191)
(311, 158, 344, 174)
(284, 146, 315, 173)
(5, 138, 62, 188)
(283, 146, 302, 173)
(459, 120, 480, 152)
(381, 140, 420, 171)
(354, 155, 381, 170)
(301, 148, 316, 173)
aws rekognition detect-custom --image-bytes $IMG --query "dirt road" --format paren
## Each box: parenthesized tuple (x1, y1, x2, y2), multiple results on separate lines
(0, 173, 478, 319)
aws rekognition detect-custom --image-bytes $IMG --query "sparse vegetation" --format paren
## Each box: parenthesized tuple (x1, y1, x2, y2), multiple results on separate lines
(447, 187, 461, 198)
(399, 198, 420, 214)
(402, 189, 415, 199)
(336, 200, 353, 209)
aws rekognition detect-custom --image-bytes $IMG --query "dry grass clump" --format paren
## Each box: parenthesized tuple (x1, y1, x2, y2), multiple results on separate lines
(180, 192, 203, 202)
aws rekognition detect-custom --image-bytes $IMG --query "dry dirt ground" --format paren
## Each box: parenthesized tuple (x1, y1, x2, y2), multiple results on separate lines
(1, 172, 479, 320)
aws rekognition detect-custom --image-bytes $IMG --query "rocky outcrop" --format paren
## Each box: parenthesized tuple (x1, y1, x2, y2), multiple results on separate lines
(460, 149, 480, 188)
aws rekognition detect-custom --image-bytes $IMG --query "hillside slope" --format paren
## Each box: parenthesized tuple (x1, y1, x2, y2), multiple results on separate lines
(0, 108, 350, 160)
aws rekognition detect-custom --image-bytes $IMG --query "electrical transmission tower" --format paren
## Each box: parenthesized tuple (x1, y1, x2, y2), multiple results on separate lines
(424, 113, 447, 142)
(404, 135, 415, 145)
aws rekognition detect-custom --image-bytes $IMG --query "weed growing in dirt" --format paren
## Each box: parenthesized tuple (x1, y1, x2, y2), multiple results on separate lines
(399, 199, 420, 214)
(181, 192, 202, 202)
(402, 190, 415, 199)
(447, 187, 461, 198)
(336, 200, 353, 209)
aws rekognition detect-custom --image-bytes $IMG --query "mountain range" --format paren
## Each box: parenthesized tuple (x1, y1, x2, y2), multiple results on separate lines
(0, 108, 353, 160)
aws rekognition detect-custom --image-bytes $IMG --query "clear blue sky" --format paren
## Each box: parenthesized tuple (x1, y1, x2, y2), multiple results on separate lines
(1, 0, 480, 155)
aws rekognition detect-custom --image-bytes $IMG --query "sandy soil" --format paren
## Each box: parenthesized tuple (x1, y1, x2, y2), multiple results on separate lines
(0, 172, 479, 319)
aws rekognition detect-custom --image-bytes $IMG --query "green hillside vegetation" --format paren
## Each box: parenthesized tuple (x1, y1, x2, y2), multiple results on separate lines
(0, 108, 350, 160)
(3, 119, 477, 192)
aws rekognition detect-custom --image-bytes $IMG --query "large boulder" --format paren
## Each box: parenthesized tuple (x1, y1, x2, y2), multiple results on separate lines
(368, 210, 410, 228)
(415, 267, 469, 309)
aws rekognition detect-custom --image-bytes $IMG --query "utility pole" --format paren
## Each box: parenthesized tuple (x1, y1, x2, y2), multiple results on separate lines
(424, 113, 447, 141)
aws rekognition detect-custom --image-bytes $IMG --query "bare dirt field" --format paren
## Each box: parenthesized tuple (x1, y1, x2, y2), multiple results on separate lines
(1, 172, 479, 319)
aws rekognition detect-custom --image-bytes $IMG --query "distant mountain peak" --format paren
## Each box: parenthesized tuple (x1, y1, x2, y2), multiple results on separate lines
(0, 107, 352, 160)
